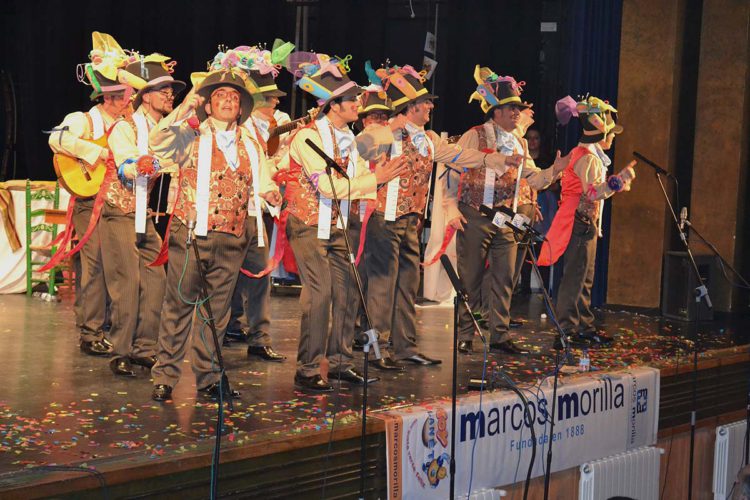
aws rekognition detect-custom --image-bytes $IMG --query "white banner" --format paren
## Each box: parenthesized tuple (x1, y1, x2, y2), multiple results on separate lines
(380, 366, 659, 499)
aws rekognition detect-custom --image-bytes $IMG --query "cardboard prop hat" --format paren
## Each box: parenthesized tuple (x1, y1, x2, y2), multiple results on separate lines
(555, 95, 623, 144)
(121, 54, 186, 109)
(376, 62, 437, 113)
(77, 32, 134, 101)
(285, 51, 362, 108)
(468, 65, 531, 119)
(190, 48, 263, 124)
(357, 60, 393, 116)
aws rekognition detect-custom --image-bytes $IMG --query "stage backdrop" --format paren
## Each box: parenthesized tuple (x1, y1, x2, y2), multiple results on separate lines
(379, 366, 659, 499)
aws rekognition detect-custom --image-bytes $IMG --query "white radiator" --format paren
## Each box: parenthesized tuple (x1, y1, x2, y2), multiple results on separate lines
(579, 446, 663, 500)
(713, 419, 748, 500)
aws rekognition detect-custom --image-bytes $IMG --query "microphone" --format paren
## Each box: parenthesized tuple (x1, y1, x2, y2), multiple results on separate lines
(479, 205, 544, 242)
(632, 151, 676, 179)
(186, 208, 197, 246)
(305, 138, 349, 179)
(440, 254, 468, 301)
(679, 206, 687, 232)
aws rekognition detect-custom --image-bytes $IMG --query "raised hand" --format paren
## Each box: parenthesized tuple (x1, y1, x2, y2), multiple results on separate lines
(374, 156, 409, 184)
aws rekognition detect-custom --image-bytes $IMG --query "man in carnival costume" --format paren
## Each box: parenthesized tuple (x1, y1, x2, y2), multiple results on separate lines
(538, 95, 635, 348)
(442, 66, 567, 355)
(103, 50, 185, 377)
(148, 50, 280, 402)
(282, 52, 407, 392)
(47, 32, 132, 357)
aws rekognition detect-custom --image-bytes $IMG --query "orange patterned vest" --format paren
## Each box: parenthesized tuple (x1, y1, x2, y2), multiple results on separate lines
(375, 133, 433, 218)
(102, 117, 157, 214)
(172, 131, 253, 236)
(459, 125, 532, 210)
(283, 126, 347, 226)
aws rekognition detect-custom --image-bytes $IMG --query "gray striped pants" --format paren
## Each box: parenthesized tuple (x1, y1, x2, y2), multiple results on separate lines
(99, 202, 165, 358)
(151, 220, 249, 390)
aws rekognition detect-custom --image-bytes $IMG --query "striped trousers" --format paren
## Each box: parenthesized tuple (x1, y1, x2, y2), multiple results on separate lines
(99, 202, 165, 358)
(151, 220, 249, 390)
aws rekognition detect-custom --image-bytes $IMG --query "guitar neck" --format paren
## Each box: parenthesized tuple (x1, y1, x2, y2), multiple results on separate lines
(268, 116, 311, 139)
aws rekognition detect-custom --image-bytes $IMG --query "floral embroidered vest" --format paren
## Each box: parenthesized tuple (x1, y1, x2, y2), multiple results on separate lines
(283, 126, 347, 226)
(459, 125, 532, 210)
(375, 134, 433, 218)
(172, 131, 253, 236)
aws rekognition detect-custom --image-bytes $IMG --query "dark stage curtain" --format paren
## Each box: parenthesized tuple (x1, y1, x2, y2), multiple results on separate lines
(557, 0, 623, 307)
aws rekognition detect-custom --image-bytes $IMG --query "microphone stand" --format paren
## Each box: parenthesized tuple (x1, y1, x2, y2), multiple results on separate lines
(439, 254, 488, 500)
(519, 226, 571, 500)
(647, 154, 712, 500)
(186, 228, 234, 500)
(311, 144, 381, 500)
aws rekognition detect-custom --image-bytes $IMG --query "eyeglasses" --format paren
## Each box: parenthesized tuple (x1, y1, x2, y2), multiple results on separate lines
(153, 89, 175, 100)
(211, 90, 241, 103)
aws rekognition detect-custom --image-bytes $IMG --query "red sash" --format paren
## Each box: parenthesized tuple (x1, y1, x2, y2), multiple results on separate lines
(537, 146, 591, 266)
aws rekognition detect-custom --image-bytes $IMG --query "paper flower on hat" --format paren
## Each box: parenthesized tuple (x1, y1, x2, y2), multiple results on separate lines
(377, 64, 425, 97)
(191, 48, 261, 95)
(555, 95, 579, 125)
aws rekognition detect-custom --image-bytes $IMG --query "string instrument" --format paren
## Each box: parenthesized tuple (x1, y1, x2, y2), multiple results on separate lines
(266, 108, 320, 156)
(52, 135, 108, 198)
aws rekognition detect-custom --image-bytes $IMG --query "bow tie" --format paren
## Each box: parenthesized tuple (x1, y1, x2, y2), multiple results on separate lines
(405, 123, 429, 156)
(496, 129, 517, 156)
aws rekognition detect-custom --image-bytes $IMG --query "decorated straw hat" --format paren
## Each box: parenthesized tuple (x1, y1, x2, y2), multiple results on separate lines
(555, 95, 623, 144)
(468, 65, 531, 119)
(121, 54, 186, 109)
(190, 49, 263, 124)
(77, 32, 133, 101)
(286, 52, 362, 108)
(376, 63, 437, 113)
(357, 60, 392, 116)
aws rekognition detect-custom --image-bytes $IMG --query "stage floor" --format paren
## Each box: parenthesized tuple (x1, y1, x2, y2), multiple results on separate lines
(0, 291, 748, 481)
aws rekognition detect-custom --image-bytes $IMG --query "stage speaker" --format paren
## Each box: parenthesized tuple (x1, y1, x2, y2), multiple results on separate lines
(661, 251, 716, 321)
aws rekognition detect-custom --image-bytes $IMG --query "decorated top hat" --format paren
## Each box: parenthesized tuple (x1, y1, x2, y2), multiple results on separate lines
(555, 95, 623, 144)
(468, 65, 531, 120)
(121, 54, 186, 109)
(190, 50, 262, 124)
(376, 63, 437, 114)
(78, 32, 133, 101)
(223, 40, 295, 98)
(357, 60, 392, 116)
(286, 52, 362, 109)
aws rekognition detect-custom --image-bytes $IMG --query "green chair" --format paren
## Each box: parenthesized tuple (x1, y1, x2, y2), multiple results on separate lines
(25, 180, 61, 297)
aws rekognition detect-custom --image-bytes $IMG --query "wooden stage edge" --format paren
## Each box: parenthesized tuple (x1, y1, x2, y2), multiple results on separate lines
(2, 347, 748, 499)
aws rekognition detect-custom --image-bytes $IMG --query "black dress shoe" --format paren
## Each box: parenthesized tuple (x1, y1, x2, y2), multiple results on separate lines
(400, 353, 442, 366)
(509, 317, 525, 328)
(332, 368, 379, 385)
(490, 340, 529, 355)
(200, 382, 241, 399)
(225, 328, 249, 341)
(369, 357, 405, 371)
(152, 384, 172, 401)
(101, 337, 114, 349)
(294, 374, 334, 392)
(80, 340, 111, 356)
(129, 355, 157, 368)
(553, 333, 590, 350)
(458, 340, 473, 354)
(110, 357, 136, 377)
(247, 345, 286, 362)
